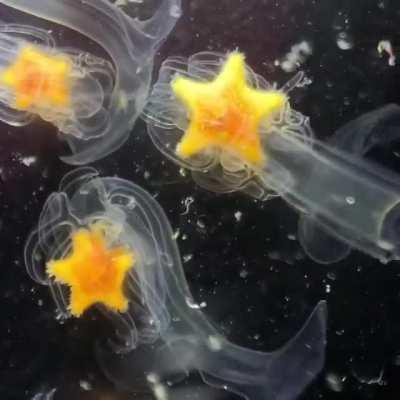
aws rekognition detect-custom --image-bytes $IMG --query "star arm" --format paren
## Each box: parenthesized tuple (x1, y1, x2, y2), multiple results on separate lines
(172, 76, 214, 109)
(176, 125, 213, 158)
(69, 287, 97, 317)
(246, 89, 288, 120)
(46, 257, 79, 285)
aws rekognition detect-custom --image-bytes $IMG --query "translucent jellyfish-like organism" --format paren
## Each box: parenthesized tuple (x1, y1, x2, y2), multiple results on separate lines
(25, 167, 327, 400)
(144, 51, 400, 264)
(0, 0, 181, 165)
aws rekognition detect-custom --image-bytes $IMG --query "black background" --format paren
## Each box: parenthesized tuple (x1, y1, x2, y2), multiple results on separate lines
(2, 0, 400, 399)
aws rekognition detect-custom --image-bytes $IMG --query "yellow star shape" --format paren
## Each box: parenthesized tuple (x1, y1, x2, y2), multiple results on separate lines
(0, 45, 71, 111)
(172, 52, 288, 166)
(47, 222, 134, 317)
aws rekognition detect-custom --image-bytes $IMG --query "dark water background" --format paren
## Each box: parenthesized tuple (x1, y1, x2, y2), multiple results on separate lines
(1, 0, 400, 399)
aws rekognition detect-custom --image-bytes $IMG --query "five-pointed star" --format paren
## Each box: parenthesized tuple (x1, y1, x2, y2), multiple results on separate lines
(0, 45, 71, 111)
(47, 223, 134, 317)
(171, 52, 288, 166)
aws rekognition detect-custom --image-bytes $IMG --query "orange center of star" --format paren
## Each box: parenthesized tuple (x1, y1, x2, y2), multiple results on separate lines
(171, 53, 288, 166)
(47, 222, 134, 317)
(0, 45, 72, 111)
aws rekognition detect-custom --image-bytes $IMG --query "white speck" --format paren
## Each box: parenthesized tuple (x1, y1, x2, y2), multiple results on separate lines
(287, 233, 296, 241)
(181, 196, 194, 215)
(185, 297, 206, 309)
(79, 380, 92, 391)
(336, 32, 353, 50)
(196, 219, 206, 229)
(378, 40, 396, 66)
(208, 335, 223, 351)
(172, 229, 180, 240)
(279, 40, 313, 72)
(32, 388, 56, 400)
(144, 170, 150, 180)
(20, 156, 36, 167)
(239, 269, 248, 278)
(325, 284, 331, 293)
(179, 167, 187, 177)
(37, 299, 43, 306)
(346, 196, 355, 205)
(183, 254, 193, 263)
(327, 272, 336, 281)
(234, 211, 243, 222)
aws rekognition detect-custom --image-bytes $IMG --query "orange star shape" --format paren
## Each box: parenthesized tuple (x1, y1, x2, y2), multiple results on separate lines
(0, 45, 72, 111)
(172, 52, 288, 166)
(47, 223, 134, 317)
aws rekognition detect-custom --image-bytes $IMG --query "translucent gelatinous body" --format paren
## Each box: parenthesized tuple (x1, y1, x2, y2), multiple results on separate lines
(0, 0, 181, 164)
(144, 51, 400, 264)
(298, 104, 400, 263)
(25, 168, 327, 400)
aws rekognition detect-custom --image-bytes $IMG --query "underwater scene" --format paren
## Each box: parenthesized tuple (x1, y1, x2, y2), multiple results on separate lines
(1, 0, 400, 399)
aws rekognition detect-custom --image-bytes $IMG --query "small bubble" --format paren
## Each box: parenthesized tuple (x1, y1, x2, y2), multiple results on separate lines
(325, 284, 331, 293)
(183, 254, 193, 263)
(79, 380, 92, 391)
(327, 272, 336, 281)
(346, 196, 355, 205)
(336, 32, 353, 50)
(234, 210, 243, 222)
(239, 269, 248, 278)
(196, 219, 206, 229)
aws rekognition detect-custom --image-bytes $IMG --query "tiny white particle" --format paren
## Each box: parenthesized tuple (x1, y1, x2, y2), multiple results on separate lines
(345, 196, 355, 205)
(239, 269, 248, 278)
(183, 254, 193, 263)
(336, 32, 353, 50)
(79, 380, 92, 391)
(234, 211, 243, 222)
(20, 156, 37, 167)
(325, 284, 331, 293)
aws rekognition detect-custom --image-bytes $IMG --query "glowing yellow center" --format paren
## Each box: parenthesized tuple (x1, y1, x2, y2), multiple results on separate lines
(0, 45, 72, 111)
(47, 223, 134, 317)
(172, 53, 288, 166)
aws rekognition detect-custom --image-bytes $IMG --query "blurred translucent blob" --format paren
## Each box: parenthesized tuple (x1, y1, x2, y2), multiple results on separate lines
(25, 167, 327, 400)
(0, 0, 181, 164)
(32, 388, 56, 400)
(144, 51, 400, 264)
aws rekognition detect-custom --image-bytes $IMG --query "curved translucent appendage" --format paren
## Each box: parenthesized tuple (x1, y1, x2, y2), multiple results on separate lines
(0, 0, 181, 164)
(297, 104, 400, 264)
(26, 168, 327, 400)
(98, 301, 326, 400)
(260, 108, 400, 264)
(143, 51, 312, 199)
